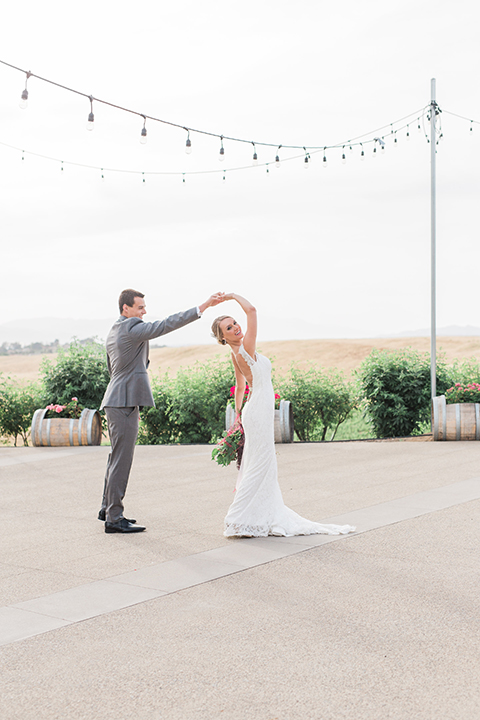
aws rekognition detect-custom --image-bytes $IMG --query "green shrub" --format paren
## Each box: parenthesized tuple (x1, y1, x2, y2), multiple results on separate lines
(0, 376, 43, 446)
(138, 375, 176, 445)
(169, 357, 235, 443)
(448, 357, 480, 387)
(276, 364, 356, 442)
(356, 349, 451, 438)
(40, 340, 110, 411)
(139, 357, 235, 444)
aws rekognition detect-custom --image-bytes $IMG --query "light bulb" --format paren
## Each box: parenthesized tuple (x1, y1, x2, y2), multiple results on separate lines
(381, 144, 385, 154)
(140, 127, 147, 144)
(406, 126, 410, 141)
(360, 149, 365, 161)
(19, 89, 28, 110)
(342, 153, 346, 164)
(86, 111, 94, 131)
(275, 145, 282, 168)
(304, 155, 309, 169)
(372, 146, 377, 157)
(219, 146, 225, 161)
(185, 136, 192, 154)
(252, 151, 258, 166)
(323, 154, 327, 167)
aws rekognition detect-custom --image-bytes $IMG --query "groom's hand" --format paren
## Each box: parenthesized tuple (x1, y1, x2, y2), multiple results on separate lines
(198, 292, 225, 314)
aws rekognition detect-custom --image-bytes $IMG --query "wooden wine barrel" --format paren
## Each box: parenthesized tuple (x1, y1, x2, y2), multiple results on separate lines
(431, 395, 480, 441)
(225, 399, 294, 443)
(31, 408, 102, 447)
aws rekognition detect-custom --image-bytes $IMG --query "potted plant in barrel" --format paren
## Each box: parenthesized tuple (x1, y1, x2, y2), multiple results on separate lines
(432, 382, 480, 441)
(31, 397, 102, 447)
(223, 384, 293, 444)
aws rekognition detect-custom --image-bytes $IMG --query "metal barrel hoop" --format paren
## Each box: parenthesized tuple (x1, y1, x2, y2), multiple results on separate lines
(86, 410, 97, 445)
(455, 403, 461, 441)
(78, 408, 87, 445)
(31, 408, 47, 447)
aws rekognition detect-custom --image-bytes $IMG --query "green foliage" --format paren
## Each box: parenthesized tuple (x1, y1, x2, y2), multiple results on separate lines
(139, 357, 235, 444)
(169, 358, 235, 443)
(40, 340, 110, 411)
(276, 364, 356, 442)
(448, 357, 480, 387)
(356, 348, 451, 438)
(0, 376, 43, 446)
(331, 406, 377, 441)
(137, 375, 176, 445)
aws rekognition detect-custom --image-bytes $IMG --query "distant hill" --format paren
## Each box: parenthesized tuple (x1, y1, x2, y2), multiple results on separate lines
(1, 317, 480, 347)
(0, 318, 116, 346)
(391, 325, 480, 337)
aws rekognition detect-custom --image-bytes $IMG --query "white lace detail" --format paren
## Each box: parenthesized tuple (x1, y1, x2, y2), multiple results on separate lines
(224, 351, 356, 538)
(238, 344, 256, 367)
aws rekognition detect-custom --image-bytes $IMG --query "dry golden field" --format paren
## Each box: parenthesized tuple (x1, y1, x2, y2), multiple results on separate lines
(2, 336, 480, 383)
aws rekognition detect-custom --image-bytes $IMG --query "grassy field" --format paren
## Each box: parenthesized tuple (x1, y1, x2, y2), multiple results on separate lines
(2, 335, 480, 382)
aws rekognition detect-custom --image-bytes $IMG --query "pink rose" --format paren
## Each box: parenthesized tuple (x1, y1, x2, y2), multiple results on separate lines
(72, 397, 78, 402)
(275, 393, 280, 400)
(230, 386, 236, 397)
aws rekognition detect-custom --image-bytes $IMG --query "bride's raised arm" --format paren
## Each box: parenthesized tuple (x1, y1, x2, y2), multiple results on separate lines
(224, 293, 257, 357)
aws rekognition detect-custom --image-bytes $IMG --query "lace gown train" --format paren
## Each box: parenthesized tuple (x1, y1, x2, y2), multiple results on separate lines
(224, 345, 356, 538)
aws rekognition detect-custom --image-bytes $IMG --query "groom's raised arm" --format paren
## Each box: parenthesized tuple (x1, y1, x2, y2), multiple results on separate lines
(127, 293, 225, 340)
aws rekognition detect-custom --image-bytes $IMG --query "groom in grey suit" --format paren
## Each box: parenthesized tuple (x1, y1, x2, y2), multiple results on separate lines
(99, 288, 224, 533)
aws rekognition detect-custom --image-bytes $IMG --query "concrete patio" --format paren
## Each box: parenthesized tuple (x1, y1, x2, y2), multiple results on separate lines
(0, 440, 479, 719)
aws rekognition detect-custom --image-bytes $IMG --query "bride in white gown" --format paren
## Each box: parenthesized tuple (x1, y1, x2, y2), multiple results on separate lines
(211, 293, 356, 538)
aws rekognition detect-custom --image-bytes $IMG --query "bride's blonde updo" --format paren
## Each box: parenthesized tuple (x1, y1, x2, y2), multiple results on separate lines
(211, 315, 231, 345)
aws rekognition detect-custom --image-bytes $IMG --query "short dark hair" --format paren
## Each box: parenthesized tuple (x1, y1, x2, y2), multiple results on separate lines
(118, 289, 145, 314)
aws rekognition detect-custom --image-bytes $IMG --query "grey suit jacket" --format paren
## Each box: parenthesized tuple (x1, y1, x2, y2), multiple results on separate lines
(100, 307, 200, 409)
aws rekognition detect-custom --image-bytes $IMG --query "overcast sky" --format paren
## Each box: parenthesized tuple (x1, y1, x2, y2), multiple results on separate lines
(1, 0, 479, 345)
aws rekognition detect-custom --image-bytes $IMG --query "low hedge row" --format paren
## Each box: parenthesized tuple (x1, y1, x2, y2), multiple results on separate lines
(2, 341, 480, 445)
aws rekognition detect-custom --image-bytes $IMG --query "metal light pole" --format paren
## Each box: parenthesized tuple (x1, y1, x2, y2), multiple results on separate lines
(430, 78, 437, 401)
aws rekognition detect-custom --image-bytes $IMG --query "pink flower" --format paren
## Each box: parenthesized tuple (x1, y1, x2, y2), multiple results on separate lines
(275, 393, 280, 400)
(72, 397, 78, 402)
(55, 405, 66, 413)
(46, 404, 55, 410)
(455, 383, 461, 387)
(229, 386, 236, 397)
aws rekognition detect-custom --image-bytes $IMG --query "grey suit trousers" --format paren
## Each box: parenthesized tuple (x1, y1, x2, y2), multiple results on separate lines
(101, 406, 139, 523)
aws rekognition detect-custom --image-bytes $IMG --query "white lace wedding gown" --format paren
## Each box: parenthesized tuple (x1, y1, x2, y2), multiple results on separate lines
(224, 345, 356, 538)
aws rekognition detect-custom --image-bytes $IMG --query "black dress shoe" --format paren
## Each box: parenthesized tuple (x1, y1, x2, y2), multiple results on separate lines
(105, 518, 146, 534)
(98, 509, 136, 524)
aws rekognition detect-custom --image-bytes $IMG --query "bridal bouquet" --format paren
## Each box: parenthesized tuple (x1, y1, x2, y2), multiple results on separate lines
(211, 420, 245, 469)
